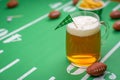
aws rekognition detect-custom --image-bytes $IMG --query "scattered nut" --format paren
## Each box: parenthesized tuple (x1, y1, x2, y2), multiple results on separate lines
(48, 10, 61, 19)
(72, 0, 79, 5)
(113, 21, 120, 31)
(86, 62, 107, 77)
(110, 10, 120, 19)
(7, 0, 18, 8)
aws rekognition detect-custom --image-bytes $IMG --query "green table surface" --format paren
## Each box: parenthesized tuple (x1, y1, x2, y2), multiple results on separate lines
(0, 0, 120, 80)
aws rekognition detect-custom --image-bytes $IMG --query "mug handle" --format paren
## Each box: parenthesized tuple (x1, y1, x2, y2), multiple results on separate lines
(100, 21, 110, 44)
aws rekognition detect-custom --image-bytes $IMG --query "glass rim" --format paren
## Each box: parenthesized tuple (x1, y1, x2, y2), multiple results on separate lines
(70, 11, 100, 22)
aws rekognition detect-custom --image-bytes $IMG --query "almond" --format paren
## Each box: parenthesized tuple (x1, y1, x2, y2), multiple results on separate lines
(7, 0, 18, 8)
(86, 62, 107, 76)
(113, 21, 120, 31)
(72, 0, 79, 5)
(48, 10, 60, 19)
(110, 10, 120, 19)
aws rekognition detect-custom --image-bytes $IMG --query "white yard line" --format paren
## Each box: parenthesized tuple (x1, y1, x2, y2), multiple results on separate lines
(0, 50, 4, 54)
(17, 67, 37, 80)
(81, 41, 120, 80)
(0, 59, 20, 73)
(0, 1, 72, 41)
(56, 1, 72, 10)
(49, 76, 56, 80)
(81, 74, 90, 80)
(104, 1, 111, 7)
(0, 14, 48, 41)
(3, 34, 22, 43)
(100, 41, 120, 63)
(113, 4, 120, 11)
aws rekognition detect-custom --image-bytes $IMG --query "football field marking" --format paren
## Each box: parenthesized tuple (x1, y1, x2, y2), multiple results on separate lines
(113, 4, 120, 11)
(104, 1, 111, 7)
(0, 59, 20, 73)
(17, 67, 37, 80)
(0, 28, 8, 37)
(3, 34, 22, 43)
(100, 41, 120, 63)
(49, 2, 62, 9)
(49, 76, 56, 80)
(0, 50, 4, 54)
(81, 41, 120, 80)
(0, 1, 72, 41)
(0, 14, 48, 41)
(56, 1, 72, 10)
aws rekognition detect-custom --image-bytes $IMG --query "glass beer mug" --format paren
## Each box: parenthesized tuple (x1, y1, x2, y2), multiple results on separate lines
(66, 11, 109, 68)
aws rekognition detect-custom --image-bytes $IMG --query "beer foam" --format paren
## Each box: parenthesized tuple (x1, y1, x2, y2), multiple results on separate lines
(67, 16, 100, 37)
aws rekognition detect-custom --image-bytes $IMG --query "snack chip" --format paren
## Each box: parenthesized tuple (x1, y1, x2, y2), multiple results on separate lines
(80, 0, 103, 9)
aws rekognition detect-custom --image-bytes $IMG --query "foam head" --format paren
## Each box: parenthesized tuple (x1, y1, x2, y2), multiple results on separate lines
(67, 16, 100, 37)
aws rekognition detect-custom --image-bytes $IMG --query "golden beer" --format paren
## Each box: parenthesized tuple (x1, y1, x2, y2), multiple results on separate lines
(66, 30, 101, 67)
(66, 15, 101, 67)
